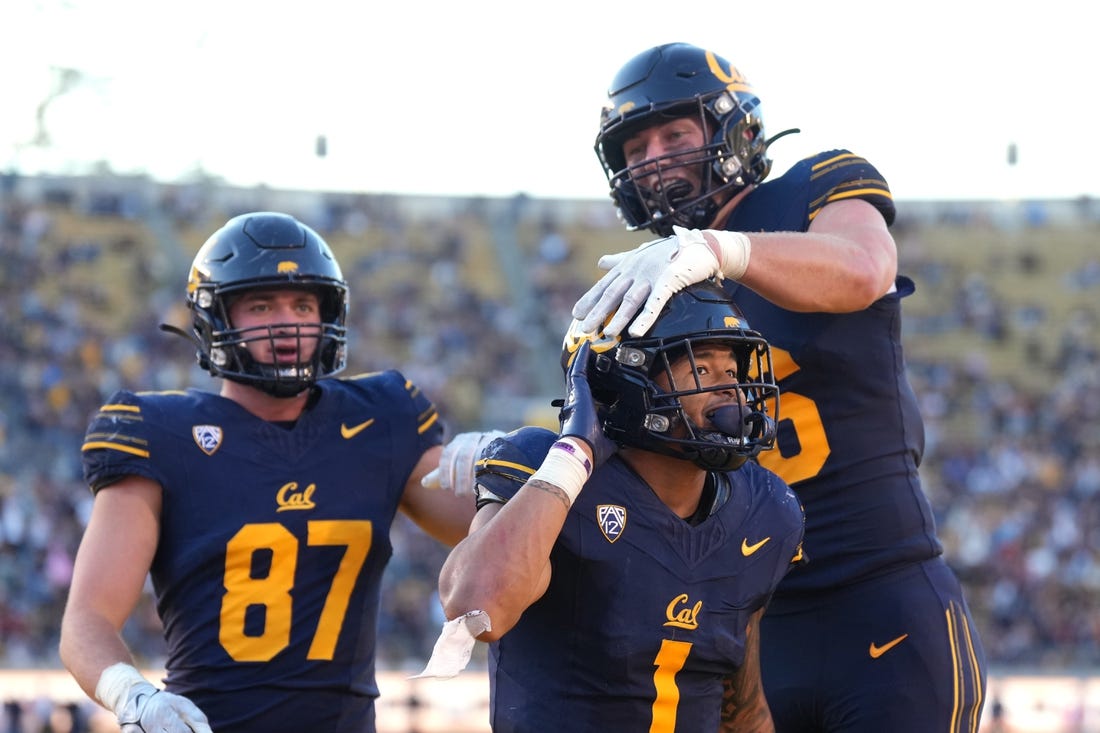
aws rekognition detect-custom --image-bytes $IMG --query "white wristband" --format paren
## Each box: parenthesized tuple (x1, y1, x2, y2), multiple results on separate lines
(96, 662, 149, 713)
(707, 230, 752, 280)
(529, 438, 591, 506)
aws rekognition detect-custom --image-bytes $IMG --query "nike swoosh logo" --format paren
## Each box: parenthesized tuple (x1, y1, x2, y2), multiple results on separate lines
(340, 419, 375, 439)
(741, 536, 771, 556)
(869, 634, 909, 658)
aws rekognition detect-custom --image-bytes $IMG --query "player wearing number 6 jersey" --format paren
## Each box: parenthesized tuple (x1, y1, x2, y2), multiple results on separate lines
(570, 43, 987, 732)
(432, 282, 804, 733)
(59, 212, 475, 732)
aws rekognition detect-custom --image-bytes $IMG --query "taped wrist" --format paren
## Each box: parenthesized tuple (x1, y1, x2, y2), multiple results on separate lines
(529, 437, 591, 505)
(707, 230, 751, 280)
(96, 662, 151, 714)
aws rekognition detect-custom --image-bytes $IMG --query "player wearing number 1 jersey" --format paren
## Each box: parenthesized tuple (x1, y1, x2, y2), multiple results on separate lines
(59, 212, 474, 732)
(434, 283, 804, 732)
(571, 43, 987, 732)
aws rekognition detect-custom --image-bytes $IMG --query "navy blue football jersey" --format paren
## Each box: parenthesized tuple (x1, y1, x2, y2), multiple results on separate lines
(487, 457, 804, 733)
(726, 152, 985, 731)
(725, 150, 939, 596)
(81, 371, 442, 732)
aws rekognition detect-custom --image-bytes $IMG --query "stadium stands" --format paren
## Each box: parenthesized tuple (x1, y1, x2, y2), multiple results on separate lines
(1, 172, 1098, 731)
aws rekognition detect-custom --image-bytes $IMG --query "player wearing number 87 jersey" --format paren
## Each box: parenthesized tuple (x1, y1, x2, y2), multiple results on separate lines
(59, 212, 475, 732)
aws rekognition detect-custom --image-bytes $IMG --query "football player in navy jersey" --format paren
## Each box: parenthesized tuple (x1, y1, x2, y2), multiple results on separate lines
(568, 43, 987, 732)
(429, 281, 804, 733)
(58, 212, 475, 733)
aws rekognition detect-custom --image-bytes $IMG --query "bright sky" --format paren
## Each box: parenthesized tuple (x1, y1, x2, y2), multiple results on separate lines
(1, 0, 1093, 203)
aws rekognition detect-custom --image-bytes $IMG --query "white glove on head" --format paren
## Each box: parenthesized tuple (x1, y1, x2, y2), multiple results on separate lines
(420, 430, 507, 496)
(97, 663, 212, 733)
(571, 225, 750, 338)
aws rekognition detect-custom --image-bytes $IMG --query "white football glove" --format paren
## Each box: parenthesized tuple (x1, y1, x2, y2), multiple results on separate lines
(96, 663, 212, 733)
(421, 430, 506, 496)
(571, 225, 751, 338)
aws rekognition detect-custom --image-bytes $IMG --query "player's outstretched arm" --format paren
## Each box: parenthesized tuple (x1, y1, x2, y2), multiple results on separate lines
(572, 199, 898, 339)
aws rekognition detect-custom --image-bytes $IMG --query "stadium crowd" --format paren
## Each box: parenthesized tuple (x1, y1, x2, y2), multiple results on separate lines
(1, 173, 1098, 729)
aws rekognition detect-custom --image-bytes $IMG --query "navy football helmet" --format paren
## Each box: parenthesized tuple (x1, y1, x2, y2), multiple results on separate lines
(595, 42, 785, 236)
(562, 280, 777, 471)
(474, 426, 559, 507)
(175, 211, 348, 397)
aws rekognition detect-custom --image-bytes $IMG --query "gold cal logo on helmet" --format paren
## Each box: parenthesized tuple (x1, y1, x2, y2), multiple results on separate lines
(277, 261, 300, 274)
(704, 50, 754, 95)
(562, 318, 619, 369)
(613, 100, 636, 118)
(186, 265, 208, 295)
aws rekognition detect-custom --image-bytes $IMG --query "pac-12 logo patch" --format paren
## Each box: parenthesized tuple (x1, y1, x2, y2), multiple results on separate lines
(597, 504, 627, 543)
(192, 425, 223, 456)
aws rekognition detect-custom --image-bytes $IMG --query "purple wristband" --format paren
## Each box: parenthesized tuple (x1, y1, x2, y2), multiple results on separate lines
(552, 439, 592, 476)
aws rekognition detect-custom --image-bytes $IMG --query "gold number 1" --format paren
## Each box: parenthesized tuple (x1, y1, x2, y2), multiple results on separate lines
(650, 638, 692, 733)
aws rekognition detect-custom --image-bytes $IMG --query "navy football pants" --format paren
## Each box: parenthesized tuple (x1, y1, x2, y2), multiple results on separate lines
(761, 558, 986, 733)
